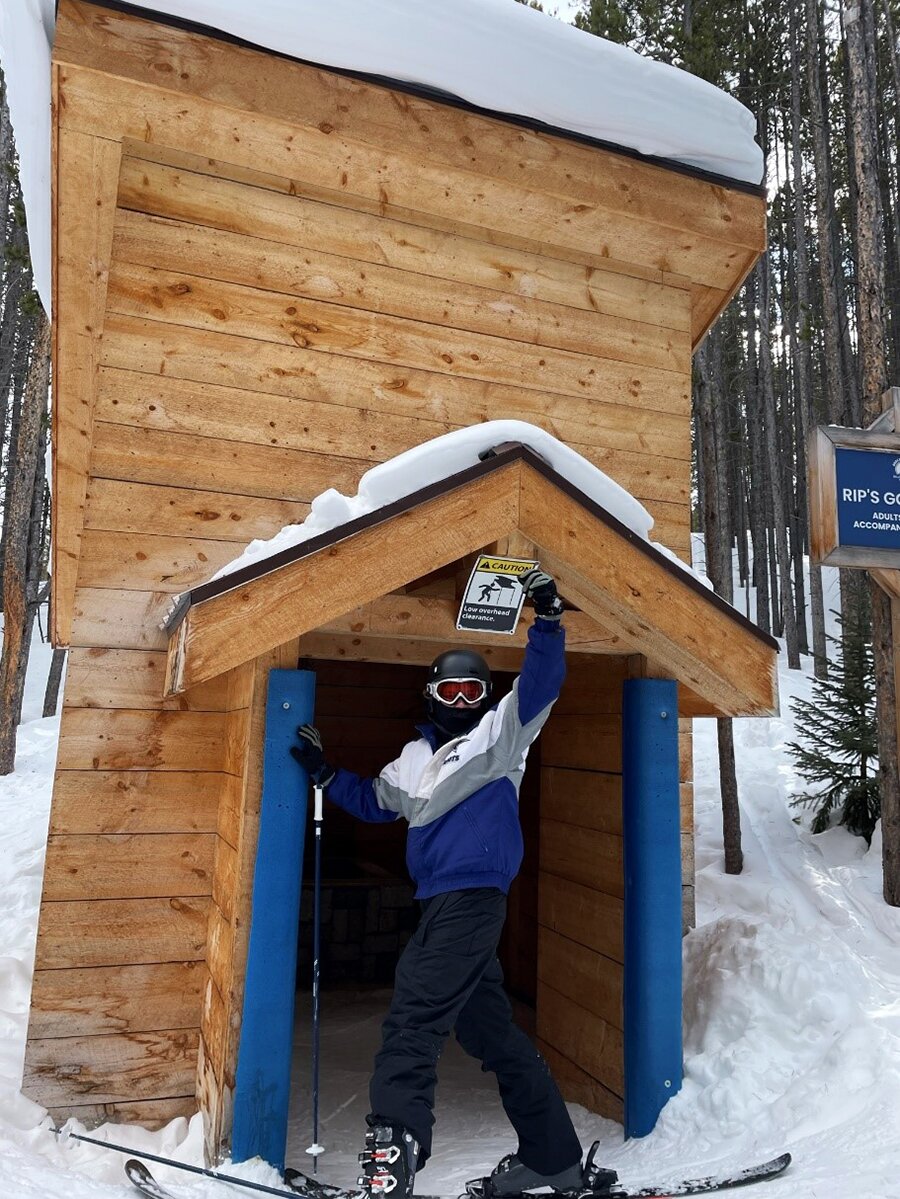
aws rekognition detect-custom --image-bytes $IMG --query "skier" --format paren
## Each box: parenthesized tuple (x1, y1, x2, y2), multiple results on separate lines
(290, 568, 585, 1199)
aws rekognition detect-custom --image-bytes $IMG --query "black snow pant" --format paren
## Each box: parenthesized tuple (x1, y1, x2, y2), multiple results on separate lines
(369, 887, 583, 1173)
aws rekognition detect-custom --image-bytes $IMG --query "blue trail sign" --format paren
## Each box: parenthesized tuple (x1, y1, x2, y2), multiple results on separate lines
(835, 447, 900, 551)
(809, 425, 900, 568)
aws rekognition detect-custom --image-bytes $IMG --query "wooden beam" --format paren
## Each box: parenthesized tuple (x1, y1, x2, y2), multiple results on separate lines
(166, 461, 522, 693)
(318, 594, 624, 653)
(297, 631, 526, 672)
(51, 122, 122, 645)
(518, 464, 778, 716)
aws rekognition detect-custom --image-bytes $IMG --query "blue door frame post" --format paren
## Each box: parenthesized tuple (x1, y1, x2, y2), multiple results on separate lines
(622, 678, 683, 1138)
(232, 669, 316, 1170)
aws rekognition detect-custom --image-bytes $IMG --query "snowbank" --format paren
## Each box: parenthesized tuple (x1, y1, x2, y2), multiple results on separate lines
(0, 0, 763, 316)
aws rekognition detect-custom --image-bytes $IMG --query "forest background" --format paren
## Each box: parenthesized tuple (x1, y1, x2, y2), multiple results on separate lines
(0, 0, 897, 888)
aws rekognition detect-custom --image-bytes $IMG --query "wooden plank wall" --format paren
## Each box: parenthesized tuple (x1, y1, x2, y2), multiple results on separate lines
(534, 657, 694, 1120)
(536, 656, 628, 1122)
(24, 645, 232, 1126)
(33, 0, 725, 1127)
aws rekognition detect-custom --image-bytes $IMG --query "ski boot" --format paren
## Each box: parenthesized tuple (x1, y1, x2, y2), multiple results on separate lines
(581, 1142, 619, 1196)
(484, 1152, 586, 1196)
(358, 1118, 421, 1199)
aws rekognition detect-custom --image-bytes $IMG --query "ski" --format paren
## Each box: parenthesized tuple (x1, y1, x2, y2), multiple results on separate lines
(126, 1159, 179, 1199)
(126, 1158, 442, 1199)
(126, 1156, 342, 1199)
(464, 1152, 791, 1199)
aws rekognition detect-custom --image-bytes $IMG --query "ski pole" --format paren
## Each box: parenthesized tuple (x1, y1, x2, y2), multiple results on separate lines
(306, 781, 325, 1173)
(51, 1127, 305, 1199)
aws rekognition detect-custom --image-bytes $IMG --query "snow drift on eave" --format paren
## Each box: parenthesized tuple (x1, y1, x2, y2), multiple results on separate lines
(204, 419, 712, 596)
(1, 0, 764, 316)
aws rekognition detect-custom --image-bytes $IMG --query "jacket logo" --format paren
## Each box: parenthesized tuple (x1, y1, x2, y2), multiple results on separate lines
(443, 752, 461, 765)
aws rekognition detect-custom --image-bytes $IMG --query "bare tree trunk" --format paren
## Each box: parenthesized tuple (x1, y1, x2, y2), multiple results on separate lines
(42, 646, 66, 719)
(744, 272, 771, 632)
(0, 310, 48, 775)
(717, 717, 743, 874)
(845, 0, 899, 906)
(697, 328, 743, 873)
(805, 0, 847, 428)
(790, 5, 828, 673)
(758, 254, 801, 666)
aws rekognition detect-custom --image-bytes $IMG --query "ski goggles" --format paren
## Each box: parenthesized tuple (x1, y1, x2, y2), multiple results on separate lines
(425, 677, 489, 706)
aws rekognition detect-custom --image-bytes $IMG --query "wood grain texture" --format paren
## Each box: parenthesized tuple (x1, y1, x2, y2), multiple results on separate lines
(56, 61, 757, 291)
(105, 261, 690, 413)
(318, 596, 623, 655)
(24, 1028, 199, 1106)
(34, 897, 208, 969)
(536, 982, 624, 1095)
(100, 315, 692, 460)
(540, 715, 623, 772)
(44, 1095, 196, 1130)
(90, 420, 366, 505)
(200, 641, 300, 1161)
(538, 926, 623, 1031)
(519, 464, 779, 715)
(93, 364, 690, 509)
(540, 767, 623, 835)
(85, 477, 309, 543)
(65, 647, 228, 710)
(50, 770, 222, 834)
(77, 529, 245, 594)
(540, 819, 624, 899)
(296, 632, 527, 673)
(57, 708, 226, 771)
(71, 586, 173, 651)
(51, 123, 121, 646)
(117, 155, 694, 330)
(28, 961, 205, 1038)
(42, 833, 215, 900)
(538, 1040, 623, 1120)
(537, 872, 624, 964)
(112, 208, 690, 375)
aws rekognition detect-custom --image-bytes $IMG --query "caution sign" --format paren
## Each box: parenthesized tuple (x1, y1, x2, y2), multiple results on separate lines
(456, 556, 538, 635)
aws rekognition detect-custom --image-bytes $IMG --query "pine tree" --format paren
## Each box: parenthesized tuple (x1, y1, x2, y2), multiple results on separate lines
(787, 577, 880, 841)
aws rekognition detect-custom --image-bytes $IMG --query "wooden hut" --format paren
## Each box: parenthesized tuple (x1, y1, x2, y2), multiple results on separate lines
(23, 0, 775, 1168)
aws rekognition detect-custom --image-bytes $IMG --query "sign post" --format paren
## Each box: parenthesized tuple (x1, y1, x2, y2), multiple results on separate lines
(808, 387, 900, 906)
(809, 424, 900, 568)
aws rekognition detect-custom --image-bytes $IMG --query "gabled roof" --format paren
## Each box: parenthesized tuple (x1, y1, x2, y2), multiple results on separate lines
(164, 444, 778, 718)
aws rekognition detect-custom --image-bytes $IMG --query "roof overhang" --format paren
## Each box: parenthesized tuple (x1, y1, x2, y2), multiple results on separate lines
(163, 445, 778, 718)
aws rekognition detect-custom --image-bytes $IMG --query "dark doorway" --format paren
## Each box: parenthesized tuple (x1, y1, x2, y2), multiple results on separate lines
(295, 657, 539, 1004)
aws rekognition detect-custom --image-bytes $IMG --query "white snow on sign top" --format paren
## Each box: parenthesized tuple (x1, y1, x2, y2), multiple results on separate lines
(205, 421, 707, 594)
(1, 0, 763, 315)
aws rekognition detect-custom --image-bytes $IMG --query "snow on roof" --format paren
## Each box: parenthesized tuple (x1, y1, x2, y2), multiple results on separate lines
(2, 0, 763, 316)
(203, 419, 712, 594)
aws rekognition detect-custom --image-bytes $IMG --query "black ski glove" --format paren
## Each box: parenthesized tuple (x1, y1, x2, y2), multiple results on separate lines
(519, 567, 564, 621)
(290, 724, 336, 786)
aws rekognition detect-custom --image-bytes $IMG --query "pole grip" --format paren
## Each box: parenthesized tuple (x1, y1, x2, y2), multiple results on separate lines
(314, 783, 324, 822)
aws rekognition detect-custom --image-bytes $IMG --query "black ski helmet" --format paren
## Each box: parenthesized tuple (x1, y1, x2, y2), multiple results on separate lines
(424, 647, 492, 736)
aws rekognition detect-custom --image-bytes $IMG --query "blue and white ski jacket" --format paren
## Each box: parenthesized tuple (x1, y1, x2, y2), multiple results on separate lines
(325, 618, 566, 899)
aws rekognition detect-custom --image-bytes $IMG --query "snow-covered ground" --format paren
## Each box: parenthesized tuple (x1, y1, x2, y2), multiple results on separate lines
(2, 582, 900, 1198)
